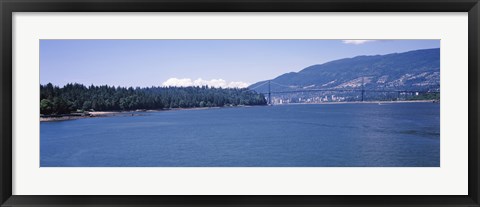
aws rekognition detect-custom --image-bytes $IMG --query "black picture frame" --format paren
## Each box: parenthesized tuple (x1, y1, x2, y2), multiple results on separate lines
(1, 0, 479, 206)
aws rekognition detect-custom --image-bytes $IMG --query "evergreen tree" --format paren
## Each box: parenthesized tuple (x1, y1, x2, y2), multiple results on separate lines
(40, 83, 267, 115)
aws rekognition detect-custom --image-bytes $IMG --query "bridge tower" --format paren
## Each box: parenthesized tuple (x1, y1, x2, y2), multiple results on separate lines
(361, 77, 365, 102)
(268, 80, 271, 105)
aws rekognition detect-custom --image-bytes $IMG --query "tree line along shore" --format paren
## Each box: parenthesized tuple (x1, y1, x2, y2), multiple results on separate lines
(40, 83, 267, 116)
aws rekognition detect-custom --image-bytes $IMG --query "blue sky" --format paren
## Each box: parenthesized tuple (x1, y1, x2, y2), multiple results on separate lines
(40, 39, 440, 88)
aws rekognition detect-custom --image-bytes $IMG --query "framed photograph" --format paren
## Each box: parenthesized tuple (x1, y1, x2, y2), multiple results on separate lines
(1, 0, 479, 206)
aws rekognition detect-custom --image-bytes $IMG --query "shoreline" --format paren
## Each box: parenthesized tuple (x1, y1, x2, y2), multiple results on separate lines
(40, 100, 438, 122)
(40, 111, 145, 122)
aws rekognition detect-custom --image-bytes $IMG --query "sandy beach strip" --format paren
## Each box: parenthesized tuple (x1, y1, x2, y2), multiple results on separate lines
(40, 111, 129, 122)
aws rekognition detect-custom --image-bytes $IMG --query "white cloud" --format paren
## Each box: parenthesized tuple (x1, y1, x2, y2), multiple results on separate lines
(162, 78, 249, 88)
(342, 40, 375, 45)
(228, 81, 250, 88)
(162, 78, 193, 87)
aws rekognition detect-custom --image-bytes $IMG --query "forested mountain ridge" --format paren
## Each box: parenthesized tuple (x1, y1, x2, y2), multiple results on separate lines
(40, 83, 267, 115)
(249, 48, 440, 93)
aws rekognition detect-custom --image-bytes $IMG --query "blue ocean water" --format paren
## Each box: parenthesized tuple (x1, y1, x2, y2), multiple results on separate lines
(40, 103, 440, 167)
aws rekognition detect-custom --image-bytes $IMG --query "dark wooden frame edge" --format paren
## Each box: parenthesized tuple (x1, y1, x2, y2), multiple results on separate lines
(1, 0, 479, 206)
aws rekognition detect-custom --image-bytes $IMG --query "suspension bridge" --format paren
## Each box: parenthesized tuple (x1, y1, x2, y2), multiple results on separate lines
(249, 78, 440, 105)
